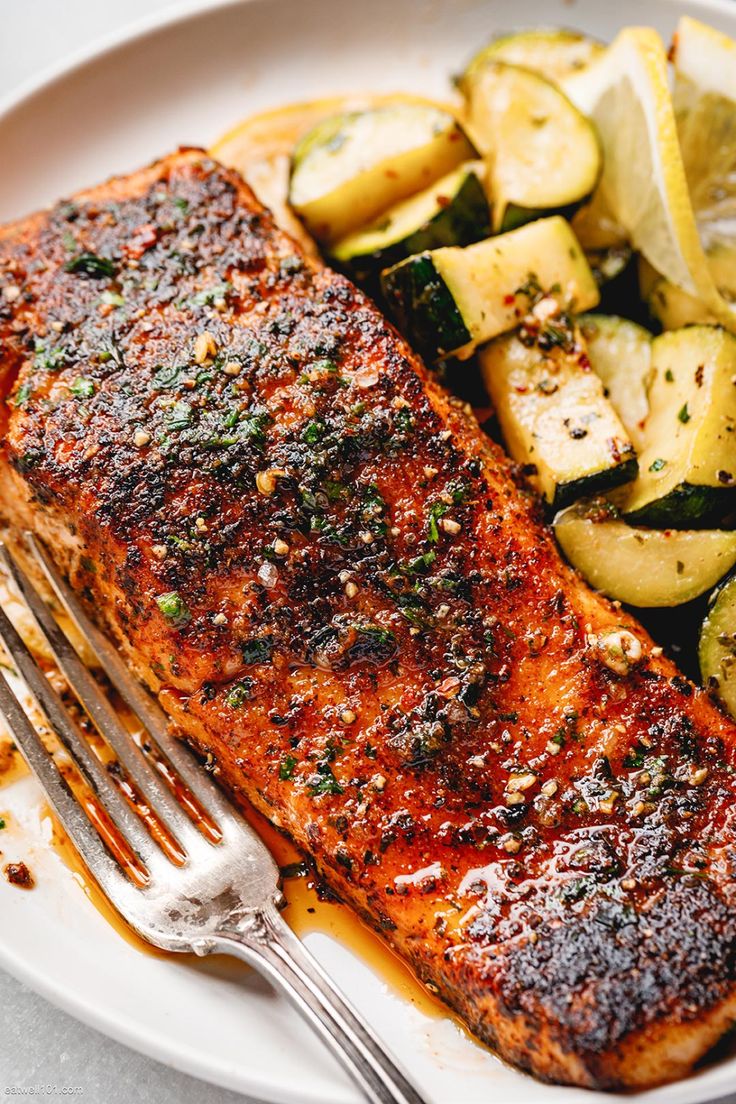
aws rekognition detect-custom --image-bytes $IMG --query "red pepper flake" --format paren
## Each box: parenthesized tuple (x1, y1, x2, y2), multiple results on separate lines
(503, 293, 516, 306)
(123, 223, 158, 260)
(436, 676, 461, 698)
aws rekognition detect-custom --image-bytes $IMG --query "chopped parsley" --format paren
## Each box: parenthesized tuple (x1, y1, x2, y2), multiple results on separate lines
(155, 591, 191, 626)
(191, 282, 231, 307)
(302, 418, 325, 445)
(224, 681, 253, 709)
(165, 401, 192, 430)
(34, 342, 67, 372)
(427, 502, 448, 543)
(405, 550, 437, 576)
(649, 458, 667, 472)
(14, 382, 32, 407)
(677, 403, 691, 424)
(64, 252, 116, 279)
(308, 760, 344, 797)
(70, 377, 95, 400)
(241, 636, 274, 665)
(279, 755, 298, 781)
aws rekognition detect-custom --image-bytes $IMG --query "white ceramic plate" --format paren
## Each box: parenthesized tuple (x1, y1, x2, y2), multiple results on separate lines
(2, 1, 736, 1101)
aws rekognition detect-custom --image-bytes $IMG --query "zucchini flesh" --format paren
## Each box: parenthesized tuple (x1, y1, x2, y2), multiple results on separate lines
(463, 28, 605, 85)
(288, 104, 474, 244)
(620, 325, 736, 527)
(699, 572, 736, 719)
(479, 323, 637, 509)
(381, 215, 599, 360)
(331, 163, 490, 285)
(579, 314, 652, 450)
(462, 61, 601, 232)
(555, 500, 736, 607)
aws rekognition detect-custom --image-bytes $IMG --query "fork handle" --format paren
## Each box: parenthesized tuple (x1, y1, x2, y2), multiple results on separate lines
(210, 903, 427, 1104)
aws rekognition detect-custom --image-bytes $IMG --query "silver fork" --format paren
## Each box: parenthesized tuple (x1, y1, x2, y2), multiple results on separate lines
(0, 534, 426, 1104)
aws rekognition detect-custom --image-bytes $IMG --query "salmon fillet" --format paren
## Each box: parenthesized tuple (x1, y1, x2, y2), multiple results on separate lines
(1, 149, 735, 1090)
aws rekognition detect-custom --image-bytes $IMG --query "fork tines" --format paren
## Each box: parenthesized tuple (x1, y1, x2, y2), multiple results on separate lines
(0, 534, 235, 903)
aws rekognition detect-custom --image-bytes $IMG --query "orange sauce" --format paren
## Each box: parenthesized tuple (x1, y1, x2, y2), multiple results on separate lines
(0, 736, 29, 789)
(42, 804, 167, 957)
(42, 793, 445, 1019)
(242, 803, 446, 1018)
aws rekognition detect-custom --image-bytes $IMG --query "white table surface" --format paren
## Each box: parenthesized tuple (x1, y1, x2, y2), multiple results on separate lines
(1, 5, 736, 1104)
(0, 14, 262, 1104)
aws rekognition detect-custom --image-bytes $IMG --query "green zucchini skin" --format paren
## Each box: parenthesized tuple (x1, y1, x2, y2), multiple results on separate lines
(553, 457, 639, 512)
(380, 253, 472, 358)
(623, 484, 736, 529)
(498, 200, 584, 235)
(462, 28, 605, 86)
(334, 171, 490, 289)
(699, 571, 736, 720)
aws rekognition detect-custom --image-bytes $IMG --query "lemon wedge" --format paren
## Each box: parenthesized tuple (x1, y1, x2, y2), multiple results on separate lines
(672, 16, 736, 284)
(563, 26, 736, 329)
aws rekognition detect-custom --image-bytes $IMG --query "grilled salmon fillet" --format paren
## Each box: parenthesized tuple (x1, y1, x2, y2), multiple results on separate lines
(1, 149, 736, 1090)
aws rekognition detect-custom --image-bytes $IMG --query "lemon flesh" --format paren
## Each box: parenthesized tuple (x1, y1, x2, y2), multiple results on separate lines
(564, 26, 736, 330)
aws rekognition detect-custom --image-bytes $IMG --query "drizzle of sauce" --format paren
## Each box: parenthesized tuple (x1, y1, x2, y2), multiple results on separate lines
(242, 803, 447, 1018)
(42, 804, 163, 955)
(0, 736, 28, 788)
(42, 794, 445, 1019)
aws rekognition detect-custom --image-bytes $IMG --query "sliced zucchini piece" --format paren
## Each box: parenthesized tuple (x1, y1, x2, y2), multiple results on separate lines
(579, 314, 652, 450)
(463, 28, 604, 86)
(211, 93, 444, 257)
(620, 325, 736, 527)
(462, 61, 601, 232)
(555, 499, 736, 607)
(288, 104, 475, 245)
(381, 215, 599, 360)
(479, 321, 637, 509)
(331, 163, 490, 286)
(699, 572, 736, 719)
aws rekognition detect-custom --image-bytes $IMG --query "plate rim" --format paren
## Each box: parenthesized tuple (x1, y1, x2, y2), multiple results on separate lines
(3, 2, 736, 1102)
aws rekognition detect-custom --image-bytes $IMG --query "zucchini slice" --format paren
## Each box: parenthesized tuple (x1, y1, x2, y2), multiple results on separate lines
(288, 104, 475, 244)
(462, 61, 601, 232)
(479, 320, 637, 509)
(555, 500, 736, 607)
(699, 572, 736, 719)
(331, 163, 490, 286)
(462, 28, 605, 86)
(620, 325, 736, 527)
(579, 314, 652, 450)
(381, 215, 599, 360)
